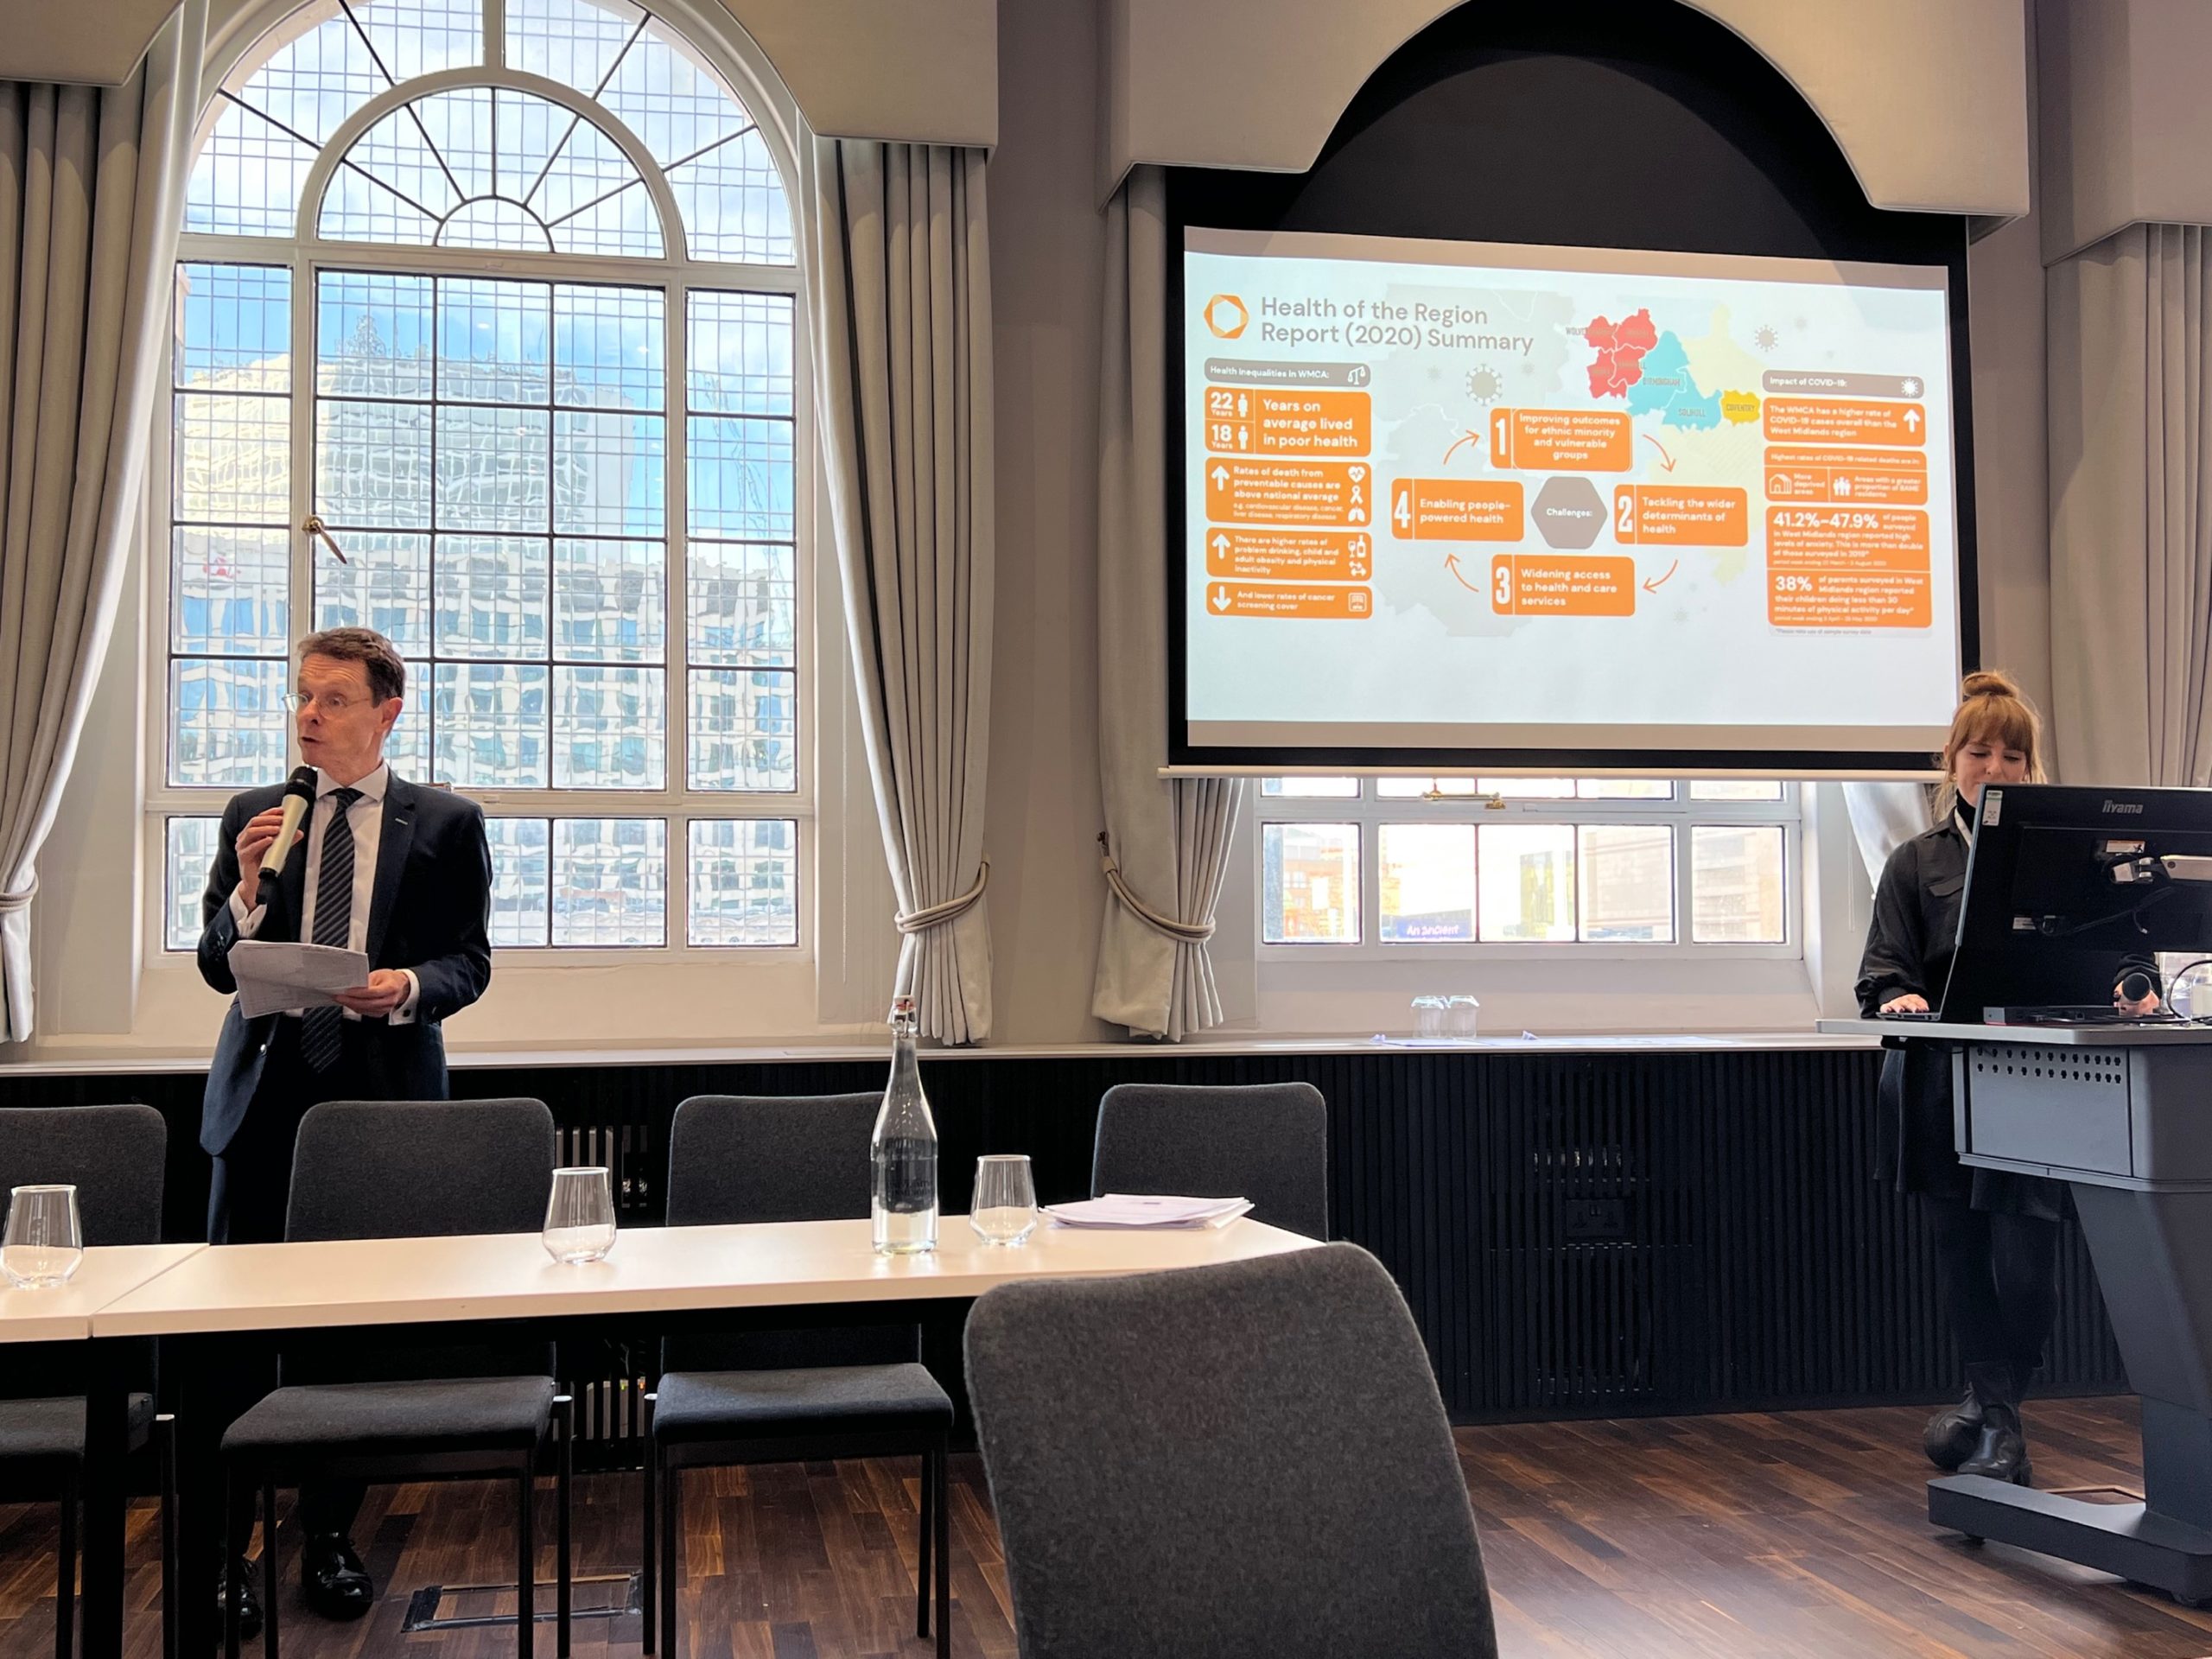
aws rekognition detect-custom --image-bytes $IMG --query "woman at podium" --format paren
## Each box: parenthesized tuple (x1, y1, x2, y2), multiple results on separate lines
(1855, 671, 2159, 1487)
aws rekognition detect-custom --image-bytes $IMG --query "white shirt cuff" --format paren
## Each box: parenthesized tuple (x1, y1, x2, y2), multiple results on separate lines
(228, 888, 267, 938)
(390, 969, 423, 1025)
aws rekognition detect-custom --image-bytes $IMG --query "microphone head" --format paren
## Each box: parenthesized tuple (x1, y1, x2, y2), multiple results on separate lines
(2122, 970, 2154, 1003)
(283, 764, 318, 800)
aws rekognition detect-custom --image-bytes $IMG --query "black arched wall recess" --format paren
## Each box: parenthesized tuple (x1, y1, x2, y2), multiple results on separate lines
(1164, 0, 1980, 772)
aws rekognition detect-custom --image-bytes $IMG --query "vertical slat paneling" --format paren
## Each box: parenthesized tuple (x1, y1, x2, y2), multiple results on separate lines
(3, 1046, 2126, 1433)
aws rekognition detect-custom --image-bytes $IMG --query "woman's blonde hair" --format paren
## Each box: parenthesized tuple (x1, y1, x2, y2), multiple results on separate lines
(1935, 669, 2046, 818)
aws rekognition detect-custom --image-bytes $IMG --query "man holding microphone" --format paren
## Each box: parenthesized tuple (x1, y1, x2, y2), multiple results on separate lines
(195, 626, 493, 1628)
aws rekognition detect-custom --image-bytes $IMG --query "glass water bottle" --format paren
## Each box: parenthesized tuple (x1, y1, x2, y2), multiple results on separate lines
(871, 995, 939, 1254)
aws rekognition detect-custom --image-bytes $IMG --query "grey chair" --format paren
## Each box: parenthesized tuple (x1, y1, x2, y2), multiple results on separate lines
(1090, 1081, 1329, 1238)
(644, 1093, 951, 1658)
(218, 1099, 570, 1659)
(965, 1243, 1497, 1659)
(0, 1104, 170, 1659)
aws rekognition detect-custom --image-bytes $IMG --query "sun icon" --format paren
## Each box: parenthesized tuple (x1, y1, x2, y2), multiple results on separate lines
(1465, 365, 1503, 404)
(1753, 325, 1779, 353)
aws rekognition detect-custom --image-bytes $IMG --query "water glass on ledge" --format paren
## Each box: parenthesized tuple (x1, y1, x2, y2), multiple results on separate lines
(3, 1185, 84, 1289)
(542, 1166, 617, 1263)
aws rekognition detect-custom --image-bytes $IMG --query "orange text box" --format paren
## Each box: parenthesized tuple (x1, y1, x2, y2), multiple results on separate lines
(1489, 407, 1633, 471)
(1764, 446, 1928, 505)
(1762, 398, 1927, 447)
(1767, 507, 1931, 574)
(1202, 388, 1371, 457)
(1204, 527, 1372, 582)
(1389, 478, 1523, 541)
(1490, 554, 1637, 617)
(1611, 485, 1747, 545)
(1203, 458, 1373, 527)
(1769, 569, 1930, 628)
(1202, 582, 1372, 620)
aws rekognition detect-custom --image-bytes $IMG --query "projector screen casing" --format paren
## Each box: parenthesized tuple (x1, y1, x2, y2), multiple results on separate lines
(1162, 0, 1978, 778)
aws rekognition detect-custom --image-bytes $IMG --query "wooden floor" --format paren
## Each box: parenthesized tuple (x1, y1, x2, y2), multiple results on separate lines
(5, 1396, 2212, 1657)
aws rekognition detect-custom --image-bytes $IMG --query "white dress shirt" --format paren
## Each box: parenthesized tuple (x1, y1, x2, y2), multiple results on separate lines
(230, 762, 421, 1022)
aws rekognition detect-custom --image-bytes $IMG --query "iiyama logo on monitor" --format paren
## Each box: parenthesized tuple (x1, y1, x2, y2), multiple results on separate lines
(2103, 801, 2146, 815)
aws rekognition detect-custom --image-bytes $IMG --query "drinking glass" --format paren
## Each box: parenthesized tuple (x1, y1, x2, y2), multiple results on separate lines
(1447, 995, 1482, 1039)
(3, 1185, 85, 1289)
(542, 1167, 617, 1264)
(1412, 995, 1448, 1039)
(969, 1154, 1039, 1246)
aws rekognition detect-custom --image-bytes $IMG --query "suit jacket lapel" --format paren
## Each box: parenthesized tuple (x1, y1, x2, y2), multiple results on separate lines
(367, 772, 416, 966)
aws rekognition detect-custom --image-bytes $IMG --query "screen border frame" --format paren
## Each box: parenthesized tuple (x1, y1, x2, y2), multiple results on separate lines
(1163, 201, 1981, 779)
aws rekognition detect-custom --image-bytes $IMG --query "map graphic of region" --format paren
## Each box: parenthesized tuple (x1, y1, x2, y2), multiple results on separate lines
(1585, 308, 1657, 396)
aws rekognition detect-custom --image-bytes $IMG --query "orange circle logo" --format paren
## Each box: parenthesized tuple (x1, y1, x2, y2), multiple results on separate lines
(1203, 295, 1249, 340)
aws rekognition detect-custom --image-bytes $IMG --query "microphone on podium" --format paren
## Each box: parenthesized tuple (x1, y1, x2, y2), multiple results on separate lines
(2121, 970, 2155, 1006)
(259, 766, 319, 884)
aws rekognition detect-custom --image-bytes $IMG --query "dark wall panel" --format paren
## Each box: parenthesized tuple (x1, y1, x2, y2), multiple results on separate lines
(0, 1046, 2123, 1426)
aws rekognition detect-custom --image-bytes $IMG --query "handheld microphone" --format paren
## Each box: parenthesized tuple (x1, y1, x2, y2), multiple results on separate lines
(259, 766, 319, 884)
(2120, 970, 2155, 1005)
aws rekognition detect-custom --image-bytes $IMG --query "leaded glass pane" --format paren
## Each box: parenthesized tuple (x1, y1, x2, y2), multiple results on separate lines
(552, 817, 664, 945)
(689, 818, 798, 946)
(688, 667, 795, 791)
(554, 664, 665, 788)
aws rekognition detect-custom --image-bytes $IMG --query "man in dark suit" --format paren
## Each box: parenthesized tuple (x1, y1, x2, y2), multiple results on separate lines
(196, 626, 492, 1628)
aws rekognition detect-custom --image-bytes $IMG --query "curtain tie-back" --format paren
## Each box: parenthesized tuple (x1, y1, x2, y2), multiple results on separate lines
(895, 860, 990, 936)
(0, 877, 35, 915)
(1096, 832, 1215, 944)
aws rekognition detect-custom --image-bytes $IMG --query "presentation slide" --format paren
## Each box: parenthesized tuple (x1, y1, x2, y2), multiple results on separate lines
(1180, 228, 1964, 762)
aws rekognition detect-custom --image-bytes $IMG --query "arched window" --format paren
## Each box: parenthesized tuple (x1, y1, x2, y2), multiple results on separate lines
(161, 0, 805, 953)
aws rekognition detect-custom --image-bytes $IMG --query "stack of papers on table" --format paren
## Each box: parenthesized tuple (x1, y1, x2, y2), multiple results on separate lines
(1043, 1194, 1253, 1230)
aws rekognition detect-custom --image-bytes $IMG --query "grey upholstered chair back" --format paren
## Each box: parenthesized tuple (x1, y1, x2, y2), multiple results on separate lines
(287, 1097, 556, 1242)
(965, 1243, 1497, 1659)
(283, 1097, 557, 1384)
(0, 1105, 166, 1246)
(664, 1093, 913, 1371)
(1090, 1082, 1328, 1238)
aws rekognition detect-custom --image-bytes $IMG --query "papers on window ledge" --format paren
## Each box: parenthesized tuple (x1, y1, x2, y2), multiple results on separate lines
(229, 940, 371, 1019)
(1043, 1194, 1254, 1230)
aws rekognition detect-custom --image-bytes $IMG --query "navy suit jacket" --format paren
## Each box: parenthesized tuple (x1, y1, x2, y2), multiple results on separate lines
(195, 772, 493, 1157)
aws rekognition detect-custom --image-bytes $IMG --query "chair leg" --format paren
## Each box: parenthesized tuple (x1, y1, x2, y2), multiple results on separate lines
(556, 1396, 573, 1659)
(934, 1447, 950, 1659)
(56, 1475, 76, 1659)
(223, 1473, 242, 1659)
(915, 1453, 931, 1637)
(261, 1484, 278, 1659)
(158, 1416, 180, 1659)
(518, 1470, 535, 1659)
(658, 1461, 678, 1659)
(639, 1414, 657, 1654)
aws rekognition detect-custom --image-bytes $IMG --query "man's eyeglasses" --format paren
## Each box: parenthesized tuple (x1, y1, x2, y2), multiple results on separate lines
(282, 690, 363, 715)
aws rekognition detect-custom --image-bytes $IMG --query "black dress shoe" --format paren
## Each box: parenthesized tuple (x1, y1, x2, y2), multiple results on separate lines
(300, 1531, 374, 1621)
(217, 1560, 264, 1641)
(1958, 1402, 2032, 1485)
(1923, 1385, 1985, 1471)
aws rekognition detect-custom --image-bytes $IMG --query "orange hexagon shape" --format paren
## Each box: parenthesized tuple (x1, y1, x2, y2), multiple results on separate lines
(1203, 294, 1249, 340)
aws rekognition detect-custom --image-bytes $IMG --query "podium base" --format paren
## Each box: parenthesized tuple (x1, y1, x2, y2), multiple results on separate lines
(1928, 1475, 2212, 1605)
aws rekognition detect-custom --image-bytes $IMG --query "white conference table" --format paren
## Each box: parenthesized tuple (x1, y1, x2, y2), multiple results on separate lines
(73, 1216, 1317, 1659)
(0, 1243, 206, 1344)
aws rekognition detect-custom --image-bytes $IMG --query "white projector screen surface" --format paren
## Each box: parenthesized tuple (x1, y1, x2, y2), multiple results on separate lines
(1179, 228, 1964, 765)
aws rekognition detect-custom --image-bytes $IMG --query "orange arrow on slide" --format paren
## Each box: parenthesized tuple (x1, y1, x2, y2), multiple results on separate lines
(1643, 435, 1677, 472)
(1643, 559, 1680, 593)
(1441, 429, 1484, 466)
(1444, 553, 1484, 594)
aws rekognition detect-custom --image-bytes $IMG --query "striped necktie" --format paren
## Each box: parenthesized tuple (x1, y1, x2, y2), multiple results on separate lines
(299, 787, 363, 1072)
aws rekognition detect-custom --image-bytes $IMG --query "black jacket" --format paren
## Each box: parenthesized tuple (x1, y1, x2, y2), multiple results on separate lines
(196, 772, 493, 1157)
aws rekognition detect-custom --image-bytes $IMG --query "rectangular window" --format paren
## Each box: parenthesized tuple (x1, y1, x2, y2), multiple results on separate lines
(1262, 822, 1361, 943)
(1379, 823, 1476, 942)
(1692, 823, 1788, 942)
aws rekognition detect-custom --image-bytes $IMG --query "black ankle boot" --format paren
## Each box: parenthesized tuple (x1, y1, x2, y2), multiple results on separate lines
(1923, 1384, 1985, 1471)
(1958, 1401, 2032, 1484)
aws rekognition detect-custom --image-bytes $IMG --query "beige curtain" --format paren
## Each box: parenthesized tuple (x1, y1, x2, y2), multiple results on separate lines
(1091, 167, 1244, 1040)
(0, 2, 205, 1043)
(2050, 224, 2212, 786)
(810, 139, 995, 1043)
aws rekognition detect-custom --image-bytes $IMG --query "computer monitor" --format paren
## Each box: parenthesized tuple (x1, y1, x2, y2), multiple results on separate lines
(1939, 783, 2212, 1022)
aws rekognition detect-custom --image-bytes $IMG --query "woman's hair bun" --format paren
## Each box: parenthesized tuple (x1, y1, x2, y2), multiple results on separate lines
(1961, 669, 2023, 701)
